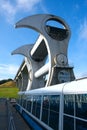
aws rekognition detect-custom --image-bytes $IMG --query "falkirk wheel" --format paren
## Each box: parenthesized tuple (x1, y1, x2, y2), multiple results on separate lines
(12, 14, 75, 91)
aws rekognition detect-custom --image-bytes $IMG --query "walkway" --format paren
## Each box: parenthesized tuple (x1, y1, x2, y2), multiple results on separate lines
(11, 104, 32, 130)
(0, 98, 8, 130)
(0, 98, 31, 130)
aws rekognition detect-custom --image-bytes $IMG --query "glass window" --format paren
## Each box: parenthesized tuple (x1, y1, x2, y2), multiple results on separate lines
(63, 116, 74, 130)
(41, 95, 60, 130)
(20, 95, 23, 106)
(23, 99, 26, 108)
(20, 98, 22, 106)
(76, 119, 87, 130)
(42, 95, 50, 124)
(64, 95, 74, 115)
(49, 95, 60, 130)
(17, 95, 20, 104)
(36, 96, 41, 119)
(27, 95, 41, 119)
(26, 96, 32, 112)
(32, 96, 37, 115)
(75, 94, 87, 119)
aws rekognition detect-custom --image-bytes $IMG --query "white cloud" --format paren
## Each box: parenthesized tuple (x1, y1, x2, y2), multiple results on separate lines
(79, 18, 87, 42)
(0, 1, 16, 23)
(0, 0, 42, 23)
(1, 1, 15, 15)
(0, 64, 19, 80)
(76, 18, 87, 59)
(16, 0, 41, 11)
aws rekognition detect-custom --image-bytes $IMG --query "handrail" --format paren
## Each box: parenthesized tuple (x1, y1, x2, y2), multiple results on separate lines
(7, 100, 16, 130)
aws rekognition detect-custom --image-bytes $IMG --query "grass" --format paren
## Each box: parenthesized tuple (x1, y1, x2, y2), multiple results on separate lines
(0, 81, 19, 98)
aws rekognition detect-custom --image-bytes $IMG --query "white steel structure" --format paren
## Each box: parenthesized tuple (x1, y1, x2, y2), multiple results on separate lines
(12, 14, 75, 91)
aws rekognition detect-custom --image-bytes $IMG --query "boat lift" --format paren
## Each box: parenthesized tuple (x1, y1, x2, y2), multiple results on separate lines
(12, 14, 75, 91)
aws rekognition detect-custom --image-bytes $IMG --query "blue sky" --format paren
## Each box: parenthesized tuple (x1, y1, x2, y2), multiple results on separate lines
(0, 0, 87, 80)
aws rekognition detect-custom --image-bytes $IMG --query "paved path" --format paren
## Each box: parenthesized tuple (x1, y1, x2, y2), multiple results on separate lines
(11, 104, 31, 130)
(0, 98, 31, 130)
(0, 99, 8, 130)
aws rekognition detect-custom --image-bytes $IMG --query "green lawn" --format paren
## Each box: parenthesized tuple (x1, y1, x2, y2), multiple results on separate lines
(0, 87, 19, 98)
(0, 81, 19, 98)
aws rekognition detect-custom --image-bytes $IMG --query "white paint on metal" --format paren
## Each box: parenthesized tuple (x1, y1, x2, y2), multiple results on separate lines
(34, 63, 49, 78)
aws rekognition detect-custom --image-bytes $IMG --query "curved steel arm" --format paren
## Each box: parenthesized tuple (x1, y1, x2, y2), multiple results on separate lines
(15, 14, 71, 37)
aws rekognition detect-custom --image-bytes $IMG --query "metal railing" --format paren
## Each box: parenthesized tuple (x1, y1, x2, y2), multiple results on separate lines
(7, 100, 16, 130)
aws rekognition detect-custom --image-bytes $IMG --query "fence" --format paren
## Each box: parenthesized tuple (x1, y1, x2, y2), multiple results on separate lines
(7, 100, 16, 130)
